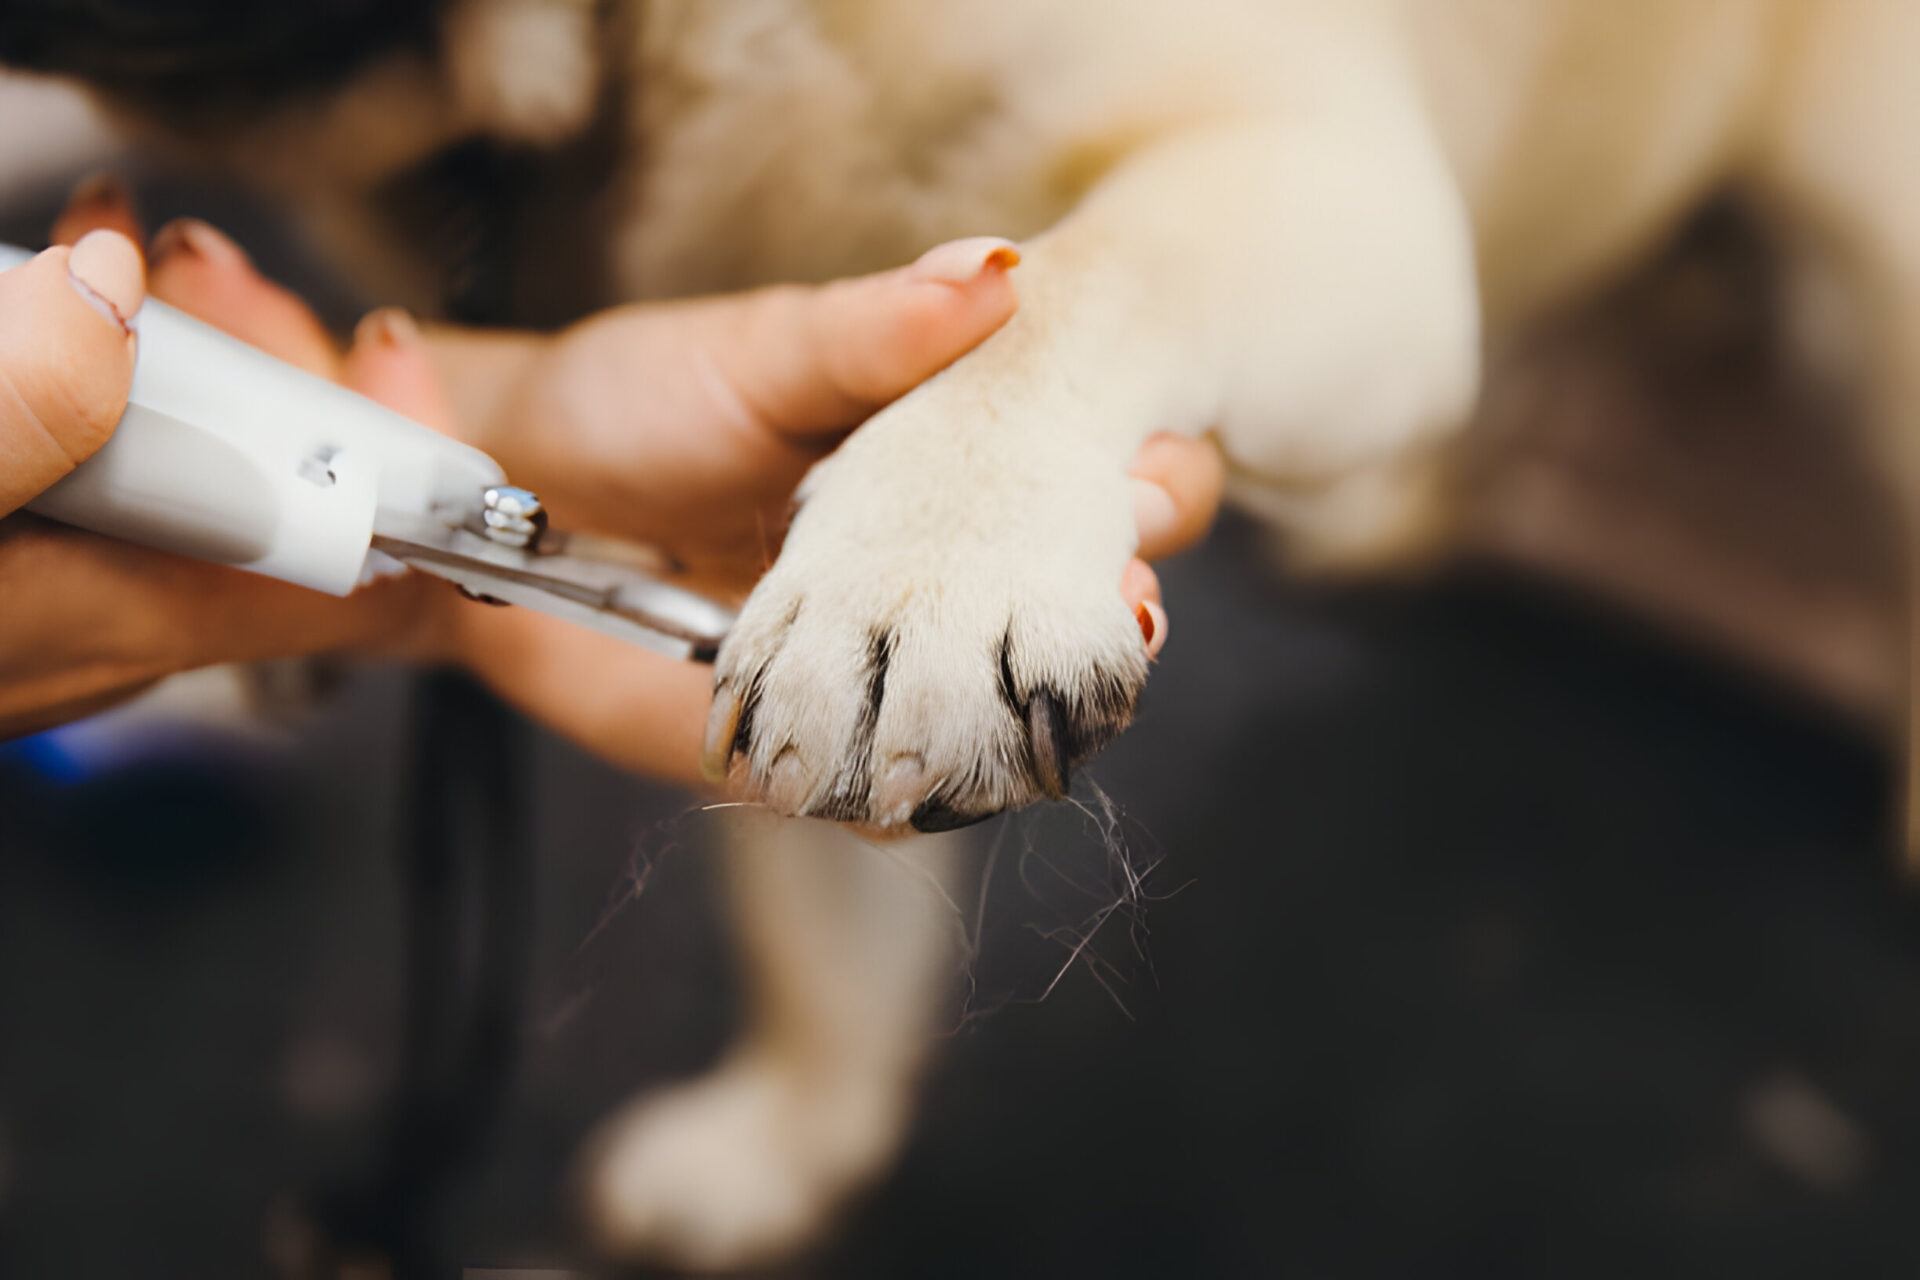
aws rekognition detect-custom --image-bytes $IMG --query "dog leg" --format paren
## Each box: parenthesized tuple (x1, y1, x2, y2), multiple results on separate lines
(584, 814, 967, 1269)
(1754, 0, 1920, 859)
(710, 80, 1482, 828)
(605, 50, 1486, 1271)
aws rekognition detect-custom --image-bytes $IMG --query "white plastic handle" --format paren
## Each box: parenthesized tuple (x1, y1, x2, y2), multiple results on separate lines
(2, 241, 504, 596)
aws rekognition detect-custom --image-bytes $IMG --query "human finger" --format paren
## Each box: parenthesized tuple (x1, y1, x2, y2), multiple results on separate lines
(49, 171, 144, 248)
(147, 219, 341, 377)
(341, 307, 460, 434)
(1129, 432, 1226, 561)
(691, 236, 1021, 441)
(1119, 557, 1168, 659)
(0, 233, 143, 513)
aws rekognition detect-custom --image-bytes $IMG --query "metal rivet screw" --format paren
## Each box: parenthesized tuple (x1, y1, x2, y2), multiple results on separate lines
(480, 485, 547, 550)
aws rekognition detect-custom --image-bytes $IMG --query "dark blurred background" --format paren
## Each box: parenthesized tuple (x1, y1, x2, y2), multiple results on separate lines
(5, 81, 1920, 1280)
(8, 521, 1918, 1280)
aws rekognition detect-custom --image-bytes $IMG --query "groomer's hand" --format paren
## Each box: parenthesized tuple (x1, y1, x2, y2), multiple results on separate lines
(29, 181, 1224, 784)
(2, 184, 1043, 770)
(428, 242, 1223, 654)
(0, 184, 446, 737)
(434, 240, 1034, 571)
(378, 252, 1217, 780)
(423, 245, 1223, 775)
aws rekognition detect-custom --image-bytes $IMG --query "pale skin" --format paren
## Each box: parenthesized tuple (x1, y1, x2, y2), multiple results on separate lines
(0, 180, 1224, 783)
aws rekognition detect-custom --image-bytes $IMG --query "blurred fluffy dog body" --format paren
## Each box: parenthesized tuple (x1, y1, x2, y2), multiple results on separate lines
(7, 0, 1917, 1267)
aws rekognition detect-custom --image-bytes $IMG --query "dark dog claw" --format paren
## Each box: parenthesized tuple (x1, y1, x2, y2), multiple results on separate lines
(910, 798, 995, 833)
(1026, 690, 1073, 799)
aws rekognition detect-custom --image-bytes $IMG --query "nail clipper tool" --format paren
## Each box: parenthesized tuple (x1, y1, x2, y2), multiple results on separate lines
(2, 242, 734, 662)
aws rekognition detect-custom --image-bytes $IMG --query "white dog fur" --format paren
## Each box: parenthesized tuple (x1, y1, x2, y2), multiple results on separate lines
(62, 0, 1920, 1267)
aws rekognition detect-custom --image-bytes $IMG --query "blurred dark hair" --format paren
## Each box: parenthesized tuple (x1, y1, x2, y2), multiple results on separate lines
(0, 0, 444, 117)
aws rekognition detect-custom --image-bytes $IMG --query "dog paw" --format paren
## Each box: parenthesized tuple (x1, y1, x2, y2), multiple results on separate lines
(583, 1056, 905, 1270)
(703, 426, 1148, 830)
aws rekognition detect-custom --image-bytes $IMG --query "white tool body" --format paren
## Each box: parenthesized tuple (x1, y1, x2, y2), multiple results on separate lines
(1, 242, 733, 660)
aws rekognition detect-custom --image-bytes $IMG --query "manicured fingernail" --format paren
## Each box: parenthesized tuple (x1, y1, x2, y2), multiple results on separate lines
(150, 217, 248, 269)
(1136, 600, 1167, 656)
(68, 170, 133, 217)
(67, 229, 144, 332)
(355, 306, 421, 350)
(909, 236, 1021, 285)
(1132, 478, 1179, 549)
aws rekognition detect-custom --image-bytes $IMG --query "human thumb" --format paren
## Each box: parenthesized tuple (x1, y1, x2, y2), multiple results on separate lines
(0, 230, 145, 514)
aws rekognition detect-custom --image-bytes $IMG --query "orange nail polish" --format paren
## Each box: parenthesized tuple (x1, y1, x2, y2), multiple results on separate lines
(909, 236, 1022, 285)
(150, 218, 247, 268)
(355, 306, 420, 350)
(1136, 600, 1168, 656)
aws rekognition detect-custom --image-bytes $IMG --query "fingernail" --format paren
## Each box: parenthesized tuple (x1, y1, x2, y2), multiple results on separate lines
(1136, 600, 1167, 657)
(149, 217, 248, 269)
(1132, 478, 1178, 548)
(909, 236, 1021, 285)
(68, 170, 133, 217)
(355, 306, 421, 350)
(67, 229, 145, 333)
